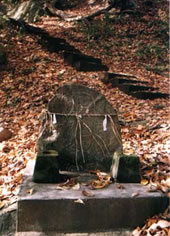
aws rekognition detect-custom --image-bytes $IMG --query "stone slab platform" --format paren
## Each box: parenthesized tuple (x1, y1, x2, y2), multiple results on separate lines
(16, 231, 131, 236)
(17, 161, 168, 234)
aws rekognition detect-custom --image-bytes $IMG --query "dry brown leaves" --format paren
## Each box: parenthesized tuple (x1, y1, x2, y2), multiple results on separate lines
(54, 170, 111, 206)
(88, 170, 112, 190)
(132, 212, 170, 236)
(56, 170, 112, 193)
(0, 0, 169, 232)
(56, 178, 81, 190)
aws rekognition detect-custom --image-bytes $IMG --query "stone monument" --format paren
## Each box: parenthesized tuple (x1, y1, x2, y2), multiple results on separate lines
(15, 84, 168, 235)
(34, 83, 123, 182)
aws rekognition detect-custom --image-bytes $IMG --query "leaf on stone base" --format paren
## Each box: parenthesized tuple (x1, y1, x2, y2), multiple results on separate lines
(72, 183, 81, 190)
(116, 184, 125, 190)
(141, 178, 149, 185)
(26, 188, 34, 195)
(88, 179, 110, 190)
(56, 178, 80, 190)
(131, 192, 140, 198)
(82, 190, 94, 197)
(74, 199, 85, 204)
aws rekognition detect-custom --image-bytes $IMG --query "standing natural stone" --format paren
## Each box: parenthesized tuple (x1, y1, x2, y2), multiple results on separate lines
(36, 83, 122, 178)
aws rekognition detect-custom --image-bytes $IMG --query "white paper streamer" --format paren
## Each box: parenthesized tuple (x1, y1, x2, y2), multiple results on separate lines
(103, 115, 107, 131)
(52, 114, 57, 124)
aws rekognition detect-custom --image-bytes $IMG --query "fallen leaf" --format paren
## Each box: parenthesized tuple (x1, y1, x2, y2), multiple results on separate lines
(88, 179, 110, 189)
(136, 125, 144, 130)
(82, 190, 94, 197)
(96, 171, 111, 181)
(116, 184, 125, 190)
(56, 186, 67, 190)
(131, 226, 141, 236)
(72, 183, 81, 190)
(132, 192, 140, 198)
(58, 69, 65, 75)
(74, 199, 85, 204)
(12, 187, 20, 195)
(2, 145, 11, 153)
(153, 219, 170, 228)
(26, 188, 34, 195)
(161, 177, 170, 188)
(146, 217, 159, 228)
(147, 184, 158, 192)
(141, 179, 149, 186)
(56, 178, 80, 190)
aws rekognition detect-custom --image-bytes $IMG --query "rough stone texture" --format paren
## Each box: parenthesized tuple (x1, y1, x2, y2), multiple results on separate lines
(37, 83, 122, 173)
(0, 201, 131, 236)
(33, 154, 141, 184)
(117, 155, 141, 183)
(16, 231, 131, 236)
(0, 203, 16, 236)
(17, 160, 168, 234)
(33, 152, 60, 183)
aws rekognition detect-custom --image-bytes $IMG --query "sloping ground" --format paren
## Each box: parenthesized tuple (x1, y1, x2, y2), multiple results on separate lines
(0, 0, 169, 234)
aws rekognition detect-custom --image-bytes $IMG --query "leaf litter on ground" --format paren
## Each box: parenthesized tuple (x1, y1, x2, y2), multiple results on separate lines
(0, 0, 169, 232)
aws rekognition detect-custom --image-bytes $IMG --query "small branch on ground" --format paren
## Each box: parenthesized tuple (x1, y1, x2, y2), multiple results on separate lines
(45, 2, 113, 21)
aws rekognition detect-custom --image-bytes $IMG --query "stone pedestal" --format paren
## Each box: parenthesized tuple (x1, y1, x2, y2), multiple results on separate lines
(16, 160, 168, 235)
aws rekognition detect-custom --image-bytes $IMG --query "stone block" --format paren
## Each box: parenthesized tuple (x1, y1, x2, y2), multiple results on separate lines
(33, 152, 60, 183)
(117, 155, 141, 183)
(17, 161, 168, 234)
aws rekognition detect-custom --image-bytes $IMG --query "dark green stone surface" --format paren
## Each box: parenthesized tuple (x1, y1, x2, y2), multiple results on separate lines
(117, 155, 141, 183)
(33, 153, 60, 183)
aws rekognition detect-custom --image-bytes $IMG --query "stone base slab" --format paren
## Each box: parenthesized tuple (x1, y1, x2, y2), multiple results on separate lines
(16, 231, 131, 236)
(17, 160, 168, 234)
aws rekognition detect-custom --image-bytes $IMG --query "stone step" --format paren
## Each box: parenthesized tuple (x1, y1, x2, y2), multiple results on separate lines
(130, 91, 169, 99)
(102, 72, 169, 100)
(102, 72, 149, 85)
(64, 52, 108, 72)
(118, 84, 169, 99)
(64, 51, 102, 65)
(119, 84, 157, 93)
(74, 61, 108, 72)
(16, 161, 168, 234)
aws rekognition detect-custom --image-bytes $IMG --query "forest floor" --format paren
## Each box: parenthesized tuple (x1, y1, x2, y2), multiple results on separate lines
(0, 0, 169, 235)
